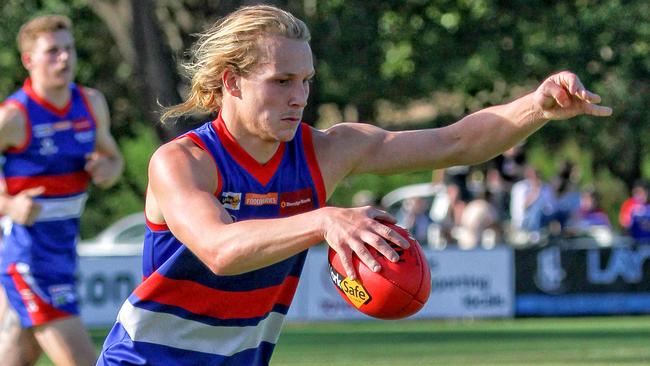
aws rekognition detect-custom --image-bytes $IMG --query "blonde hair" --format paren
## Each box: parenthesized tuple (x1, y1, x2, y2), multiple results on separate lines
(161, 5, 311, 123)
(17, 14, 73, 53)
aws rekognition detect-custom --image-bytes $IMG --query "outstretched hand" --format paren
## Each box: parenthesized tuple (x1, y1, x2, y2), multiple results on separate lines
(533, 71, 612, 120)
(322, 206, 410, 280)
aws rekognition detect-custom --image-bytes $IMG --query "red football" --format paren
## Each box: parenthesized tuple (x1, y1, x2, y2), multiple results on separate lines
(327, 222, 431, 320)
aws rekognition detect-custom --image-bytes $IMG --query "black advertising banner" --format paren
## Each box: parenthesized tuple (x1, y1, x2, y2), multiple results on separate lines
(515, 244, 650, 316)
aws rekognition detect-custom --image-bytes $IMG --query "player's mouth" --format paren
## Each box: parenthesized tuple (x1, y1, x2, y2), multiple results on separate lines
(281, 114, 302, 123)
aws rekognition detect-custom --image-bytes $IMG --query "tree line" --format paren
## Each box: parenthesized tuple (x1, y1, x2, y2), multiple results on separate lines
(1, 0, 648, 236)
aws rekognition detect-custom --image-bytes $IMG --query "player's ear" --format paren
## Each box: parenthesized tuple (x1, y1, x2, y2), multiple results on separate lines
(222, 68, 241, 98)
(21, 52, 33, 71)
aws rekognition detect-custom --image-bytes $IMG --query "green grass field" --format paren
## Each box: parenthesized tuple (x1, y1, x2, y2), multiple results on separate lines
(37, 316, 650, 365)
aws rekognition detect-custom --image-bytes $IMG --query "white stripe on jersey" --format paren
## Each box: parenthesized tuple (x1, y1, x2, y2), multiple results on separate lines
(34, 193, 88, 222)
(118, 300, 286, 357)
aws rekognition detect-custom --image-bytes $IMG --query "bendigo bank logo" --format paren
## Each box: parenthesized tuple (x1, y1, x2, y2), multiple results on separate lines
(220, 192, 242, 210)
(329, 264, 371, 308)
(279, 188, 314, 216)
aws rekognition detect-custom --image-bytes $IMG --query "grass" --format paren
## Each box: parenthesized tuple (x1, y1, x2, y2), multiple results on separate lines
(37, 316, 650, 365)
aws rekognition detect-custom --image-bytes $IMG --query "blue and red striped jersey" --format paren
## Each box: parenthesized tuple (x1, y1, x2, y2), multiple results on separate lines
(100, 115, 325, 365)
(1, 78, 96, 276)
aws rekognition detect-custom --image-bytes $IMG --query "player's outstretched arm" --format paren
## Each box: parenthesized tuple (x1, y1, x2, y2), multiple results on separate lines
(319, 71, 611, 179)
(148, 138, 409, 278)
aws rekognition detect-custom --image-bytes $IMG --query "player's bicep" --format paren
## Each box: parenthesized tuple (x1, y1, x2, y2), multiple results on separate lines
(148, 141, 231, 257)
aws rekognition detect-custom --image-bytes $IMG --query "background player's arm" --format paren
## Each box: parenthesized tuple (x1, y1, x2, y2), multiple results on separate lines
(0, 104, 43, 225)
(148, 138, 409, 277)
(315, 71, 612, 194)
(83, 88, 123, 189)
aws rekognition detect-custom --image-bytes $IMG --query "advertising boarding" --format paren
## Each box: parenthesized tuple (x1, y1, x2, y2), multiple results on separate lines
(288, 246, 514, 320)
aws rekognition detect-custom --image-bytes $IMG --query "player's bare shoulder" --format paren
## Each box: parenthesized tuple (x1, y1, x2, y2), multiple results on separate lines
(310, 122, 390, 189)
(0, 101, 28, 150)
(79, 86, 110, 124)
(149, 136, 219, 191)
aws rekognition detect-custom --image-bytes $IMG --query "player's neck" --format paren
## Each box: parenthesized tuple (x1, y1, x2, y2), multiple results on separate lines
(29, 79, 71, 108)
(220, 109, 280, 165)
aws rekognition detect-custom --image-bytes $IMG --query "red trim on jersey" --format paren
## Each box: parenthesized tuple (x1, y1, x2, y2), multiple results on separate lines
(143, 186, 169, 231)
(135, 272, 300, 320)
(77, 85, 98, 130)
(3, 100, 32, 153)
(23, 78, 72, 117)
(145, 216, 169, 231)
(183, 132, 223, 196)
(212, 115, 285, 187)
(300, 124, 327, 207)
(5, 171, 89, 196)
(7, 264, 73, 327)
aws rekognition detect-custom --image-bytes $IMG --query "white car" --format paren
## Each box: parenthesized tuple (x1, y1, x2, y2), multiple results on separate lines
(77, 211, 145, 257)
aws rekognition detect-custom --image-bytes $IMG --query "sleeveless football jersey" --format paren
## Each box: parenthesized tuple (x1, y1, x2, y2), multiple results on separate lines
(99, 115, 325, 365)
(0, 79, 96, 326)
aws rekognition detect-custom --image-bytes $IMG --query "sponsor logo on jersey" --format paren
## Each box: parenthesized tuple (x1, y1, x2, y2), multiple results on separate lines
(245, 192, 278, 206)
(279, 188, 314, 216)
(74, 130, 95, 143)
(38, 138, 58, 155)
(329, 263, 372, 308)
(49, 284, 77, 306)
(33, 124, 55, 138)
(220, 192, 242, 210)
(72, 118, 93, 131)
(52, 121, 72, 131)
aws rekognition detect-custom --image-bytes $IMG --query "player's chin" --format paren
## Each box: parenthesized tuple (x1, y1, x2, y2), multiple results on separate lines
(277, 124, 300, 141)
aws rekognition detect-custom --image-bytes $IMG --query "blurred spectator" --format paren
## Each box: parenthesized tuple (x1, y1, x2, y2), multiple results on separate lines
(510, 165, 555, 242)
(444, 165, 472, 203)
(548, 161, 581, 233)
(485, 167, 509, 222)
(396, 196, 432, 245)
(455, 191, 501, 250)
(575, 190, 611, 228)
(565, 189, 613, 245)
(430, 179, 465, 247)
(494, 144, 527, 190)
(629, 205, 650, 242)
(619, 180, 649, 230)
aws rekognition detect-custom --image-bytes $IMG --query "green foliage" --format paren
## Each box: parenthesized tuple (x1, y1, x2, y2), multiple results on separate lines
(80, 124, 158, 238)
(2, 0, 649, 235)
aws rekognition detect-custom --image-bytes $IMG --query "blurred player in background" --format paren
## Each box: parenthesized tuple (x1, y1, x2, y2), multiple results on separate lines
(0, 14, 123, 366)
(98, 5, 611, 365)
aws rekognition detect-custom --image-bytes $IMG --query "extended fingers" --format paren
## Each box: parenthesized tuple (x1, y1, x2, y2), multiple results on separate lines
(373, 221, 410, 249)
(561, 73, 601, 104)
(335, 247, 359, 280)
(583, 102, 613, 117)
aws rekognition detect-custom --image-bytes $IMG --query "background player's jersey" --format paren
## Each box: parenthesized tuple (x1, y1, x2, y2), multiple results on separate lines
(1, 78, 96, 274)
(100, 116, 325, 365)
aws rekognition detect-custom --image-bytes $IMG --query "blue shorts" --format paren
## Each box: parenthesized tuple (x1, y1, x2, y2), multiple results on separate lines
(0, 262, 78, 327)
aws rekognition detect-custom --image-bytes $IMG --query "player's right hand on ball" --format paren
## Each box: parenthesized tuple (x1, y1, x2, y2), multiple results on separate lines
(7, 186, 44, 226)
(321, 206, 410, 280)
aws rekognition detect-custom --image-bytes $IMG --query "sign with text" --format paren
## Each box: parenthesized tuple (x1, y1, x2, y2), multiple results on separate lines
(77, 255, 142, 326)
(515, 244, 650, 316)
(288, 246, 514, 320)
